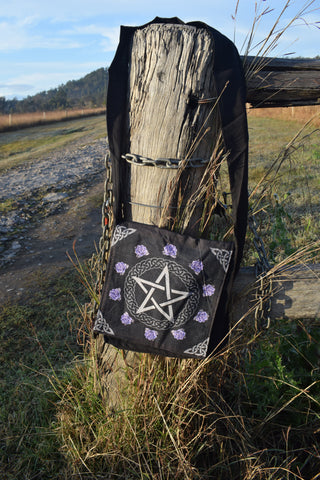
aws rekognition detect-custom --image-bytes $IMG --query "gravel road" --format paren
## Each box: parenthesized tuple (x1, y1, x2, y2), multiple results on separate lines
(0, 135, 107, 303)
(0, 138, 106, 202)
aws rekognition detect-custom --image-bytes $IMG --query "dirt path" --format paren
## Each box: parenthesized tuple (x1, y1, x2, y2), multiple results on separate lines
(0, 135, 106, 304)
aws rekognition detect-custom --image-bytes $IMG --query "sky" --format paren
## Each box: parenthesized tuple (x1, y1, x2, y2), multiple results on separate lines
(0, 0, 319, 99)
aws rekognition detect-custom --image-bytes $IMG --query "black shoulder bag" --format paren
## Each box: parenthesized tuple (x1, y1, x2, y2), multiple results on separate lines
(93, 18, 248, 359)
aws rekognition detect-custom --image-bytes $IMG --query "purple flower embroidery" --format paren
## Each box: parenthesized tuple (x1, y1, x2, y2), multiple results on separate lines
(144, 328, 158, 341)
(109, 288, 121, 301)
(163, 244, 177, 258)
(115, 261, 129, 275)
(189, 260, 204, 275)
(171, 329, 186, 340)
(202, 284, 215, 297)
(194, 310, 209, 323)
(121, 312, 133, 325)
(135, 245, 149, 258)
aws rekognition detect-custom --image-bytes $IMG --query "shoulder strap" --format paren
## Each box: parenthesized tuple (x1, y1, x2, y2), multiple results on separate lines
(106, 17, 248, 274)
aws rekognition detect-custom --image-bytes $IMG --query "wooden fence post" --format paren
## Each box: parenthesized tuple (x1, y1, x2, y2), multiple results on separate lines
(95, 22, 227, 399)
(245, 56, 320, 107)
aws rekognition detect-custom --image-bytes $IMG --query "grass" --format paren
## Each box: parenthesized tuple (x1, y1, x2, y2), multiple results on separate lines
(0, 198, 16, 214)
(0, 114, 106, 173)
(1, 103, 320, 477)
(49, 111, 320, 478)
(248, 105, 320, 128)
(0, 267, 90, 478)
(245, 113, 320, 264)
(50, 318, 320, 479)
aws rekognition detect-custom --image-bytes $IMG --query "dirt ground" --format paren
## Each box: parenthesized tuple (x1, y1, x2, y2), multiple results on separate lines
(0, 179, 104, 304)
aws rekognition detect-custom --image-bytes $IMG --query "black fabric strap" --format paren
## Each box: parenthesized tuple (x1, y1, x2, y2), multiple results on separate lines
(107, 17, 248, 273)
(106, 18, 248, 354)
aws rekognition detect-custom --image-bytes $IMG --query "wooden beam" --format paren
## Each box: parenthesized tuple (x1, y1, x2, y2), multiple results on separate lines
(232, 264, 320, 322)
(244, 57, 320, 108)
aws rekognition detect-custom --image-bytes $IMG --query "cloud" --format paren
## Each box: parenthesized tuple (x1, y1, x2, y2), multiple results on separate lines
(61, 24, 120, 51)
(0, 16, 121, 53)
(0, 19, 84, 51)
(0, 20, 33, 50)
(1, 62, 106, 98)
(0, 83, 32, 92)
(1, 0, 203, 20)
(0, 83, 34, 100)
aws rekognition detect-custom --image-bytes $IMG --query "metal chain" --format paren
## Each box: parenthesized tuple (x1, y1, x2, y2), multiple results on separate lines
(99, 153, 113, 268)
(91, 151, 113, 320)
(122, 153, 209, 169)
(248, 209, 272, 330)
(90, 150, 208, 320)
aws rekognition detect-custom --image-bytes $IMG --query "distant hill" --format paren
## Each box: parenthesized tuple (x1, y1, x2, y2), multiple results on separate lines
(0, 68, 108, 114)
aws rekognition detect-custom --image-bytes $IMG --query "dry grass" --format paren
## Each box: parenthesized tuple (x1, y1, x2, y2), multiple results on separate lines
(52, 294, 320, 479)
(248, 104, 320, 127)
(0, 107, 106, 132)
(51, 104, 320, 479)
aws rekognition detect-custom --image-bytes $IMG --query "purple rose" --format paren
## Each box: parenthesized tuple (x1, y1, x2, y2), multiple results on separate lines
(109, 288, 121, 301)
(115, 261, 129, 275)
(121, 312, 133, 325)
(135, 245, 149, 258)
(171, 329, 186, 340)
(202, 284, 215, 297)
(189, 260, 204, 275)
(144, 328, 158, 341)
(194, 310, 209, 323)
(163, 244, 177, 258)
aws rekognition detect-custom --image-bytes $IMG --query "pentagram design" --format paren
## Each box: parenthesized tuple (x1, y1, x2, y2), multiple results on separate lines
(124, 257, 200, 330)
(133, 265, 189, 321)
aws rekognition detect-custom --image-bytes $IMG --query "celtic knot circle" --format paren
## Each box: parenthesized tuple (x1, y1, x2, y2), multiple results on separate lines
(124, 257, 200, 330)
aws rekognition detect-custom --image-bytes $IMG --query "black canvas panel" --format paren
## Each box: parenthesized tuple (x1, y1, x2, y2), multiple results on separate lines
(94, 222, 234, 358)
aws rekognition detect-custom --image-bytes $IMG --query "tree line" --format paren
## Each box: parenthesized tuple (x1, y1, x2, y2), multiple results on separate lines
(0, 68, 108, 114)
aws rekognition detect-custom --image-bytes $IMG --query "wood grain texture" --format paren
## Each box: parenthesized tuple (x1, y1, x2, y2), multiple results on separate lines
(231, 264, 320, 322)
(124, 23, 220, 233)
(245, 57, 320, 107)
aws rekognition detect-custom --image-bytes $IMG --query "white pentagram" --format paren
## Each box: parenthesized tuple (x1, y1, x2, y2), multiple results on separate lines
(133, 265, 189, 322)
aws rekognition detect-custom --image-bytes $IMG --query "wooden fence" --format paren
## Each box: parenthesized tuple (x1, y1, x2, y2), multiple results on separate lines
(232, 56, 320, 323)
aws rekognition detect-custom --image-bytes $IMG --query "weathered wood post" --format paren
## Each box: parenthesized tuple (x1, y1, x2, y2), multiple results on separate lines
(94, 21, 236, 399)
(124, 23, 220, 234)
(245, 56, 320, 107)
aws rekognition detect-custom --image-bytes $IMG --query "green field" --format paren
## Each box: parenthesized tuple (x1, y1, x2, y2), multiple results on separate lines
(247, 115, 320, 264)
(1, 114, 319, 479)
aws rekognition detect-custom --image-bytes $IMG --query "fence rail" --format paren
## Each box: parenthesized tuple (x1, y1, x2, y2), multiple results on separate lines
(245, 56, 320, 108)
